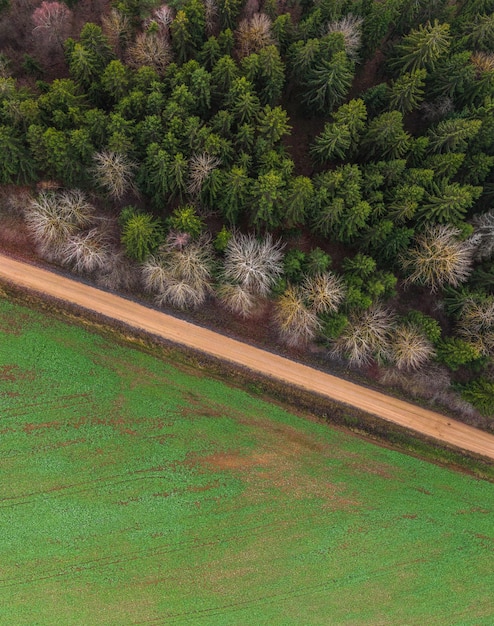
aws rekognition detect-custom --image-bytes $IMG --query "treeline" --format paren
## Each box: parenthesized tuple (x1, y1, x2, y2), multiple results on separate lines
(0, 0, 493, 417)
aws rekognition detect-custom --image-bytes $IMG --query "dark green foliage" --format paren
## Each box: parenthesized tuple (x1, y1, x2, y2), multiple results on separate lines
(321, 312, 348, 340)
(251, 170, 286, 230)
(392, 19, 451, 73)
(460, 378, 494, 416)
(417, 181, 482, 225)
(361, 111, 411, 160)
(217, 0, 242, 30)
(218, 166, 251, 224)
(291, 35, 354, 114)
(283, 249, 306, 283)
(305, 247, 331, 276)
(0, 125, 35, 184)
(311, 164, 371, 243)
(388, 69, 427, 113)
(428, 117, 482, 153)
(283, 176, 313, 228)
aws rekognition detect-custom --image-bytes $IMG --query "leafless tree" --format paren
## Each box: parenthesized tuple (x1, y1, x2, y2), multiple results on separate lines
(61, 228, 112, 274)
(471, 209, 494, 261)
(457, 297, 494, 357)
(326, 14, 363, 61)
(223, 232, 284, 297)
(24, 190, 94, 257)
(390, 323, 436, 370)
(93, 151, 137, 200)
(216, 282, 257, 318)
(32, 1, 72, 48)
(204, 0, 218, 34)
(102, 8, 130, 57)
(331, 305, 395, 367)
(96, 250, 140, 291)
(141, 238, 214, 309)
(151, 4, 174, 37)
(401, 224, 475, 292)
(187, 153, 221, 196)
(301, 272, 346, 315)
(236, 13, 273, 57)
(126, 31, 172, 75)
(274, 285, 321, 348)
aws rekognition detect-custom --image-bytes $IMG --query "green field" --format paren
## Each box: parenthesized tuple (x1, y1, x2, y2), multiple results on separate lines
(0, 297, 493, 625)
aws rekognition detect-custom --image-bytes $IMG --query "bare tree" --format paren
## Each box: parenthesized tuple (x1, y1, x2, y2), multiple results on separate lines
(274, 285, 321, 348)
(457, 297, 494, 357)
(223, 232, 284, 297)
(401, 224, 475, 292)
(326, 14, 363, 61)
(331, 305, 395, 367)
(301, 272, 346, 315)
(102, 8, 130, 57)
(24, 190, 94, 257)
(390, 323, 436, 371)
(126, 31, 172, 75)
(61, 228, 112, 274)
(471, 209, 494, 261)
(204, 0, 218, 35)
(151, 4, 174, 37)
(32, 1, 72, 48)
(141, 238, 214, 309)
(96, 250, 140, 291)
(216, 282, 257, 318)
(93, 151, 137, 200)
(236, 13, 273, 57)
(187, 153, 220, 196)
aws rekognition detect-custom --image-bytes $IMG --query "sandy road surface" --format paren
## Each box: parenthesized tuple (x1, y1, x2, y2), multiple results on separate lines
(1, 252, 494, 461)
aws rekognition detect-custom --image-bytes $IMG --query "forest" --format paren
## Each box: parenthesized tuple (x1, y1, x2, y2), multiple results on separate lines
(0, 0, 493, 421)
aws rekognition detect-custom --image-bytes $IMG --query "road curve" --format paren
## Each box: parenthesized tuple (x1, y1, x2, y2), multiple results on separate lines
(1, 252, 494, 461)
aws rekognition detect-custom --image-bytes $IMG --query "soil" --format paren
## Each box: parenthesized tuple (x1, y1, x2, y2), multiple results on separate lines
(2, 251, 494, 460)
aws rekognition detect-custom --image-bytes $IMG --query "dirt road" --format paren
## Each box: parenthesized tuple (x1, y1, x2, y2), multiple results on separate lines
(1, 252, 494, 461)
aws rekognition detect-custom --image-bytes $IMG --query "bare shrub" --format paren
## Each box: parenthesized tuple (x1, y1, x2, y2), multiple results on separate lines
(331, 305, 395, 367)
(61, 228, 112, 274)
(141, 238, 214, 309)
(236, 13, 273, 57)
(274, 285, 321, 348)
(379, 364, 479, 420)
(326, 14, 363, 61)
(24, 189, 94, 256)
(389, 323, 436, 371)
(93, 151, 137, 200)
(301, 272, 346, 315)
(223, 232, 284, 297)
(95, 250, 140, 291)
(401, 224, 475, 292)
(216, 282, 257, 318)
(126, 31, 172, 75)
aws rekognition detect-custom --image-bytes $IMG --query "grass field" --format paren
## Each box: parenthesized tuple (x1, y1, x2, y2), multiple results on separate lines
(0, 296, 493, 625)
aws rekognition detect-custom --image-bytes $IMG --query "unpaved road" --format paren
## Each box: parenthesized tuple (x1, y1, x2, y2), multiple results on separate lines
(1, 252, 494, 461)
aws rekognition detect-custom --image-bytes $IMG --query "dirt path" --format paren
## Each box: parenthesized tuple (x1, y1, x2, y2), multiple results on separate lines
(1, 252, 494, 461)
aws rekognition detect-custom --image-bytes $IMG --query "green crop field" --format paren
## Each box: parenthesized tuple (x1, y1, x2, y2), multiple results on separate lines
(0, 297, 493, 625)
